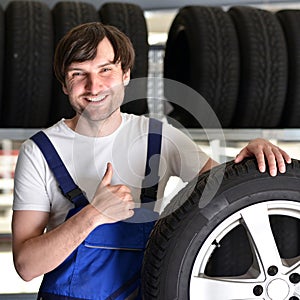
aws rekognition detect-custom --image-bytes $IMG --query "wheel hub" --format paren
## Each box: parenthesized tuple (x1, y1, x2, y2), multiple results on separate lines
(267, 278, 290, 300)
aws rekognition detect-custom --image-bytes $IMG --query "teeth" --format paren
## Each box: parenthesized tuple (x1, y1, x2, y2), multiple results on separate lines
(87, 95, 106, 102)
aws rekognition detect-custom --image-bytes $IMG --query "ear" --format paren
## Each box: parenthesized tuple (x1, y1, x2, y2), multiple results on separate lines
(123, 69, 130, 86)
(62, 84, 69, 95)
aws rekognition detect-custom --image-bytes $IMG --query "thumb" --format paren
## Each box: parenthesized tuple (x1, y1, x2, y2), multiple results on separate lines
(100, 162, 113, 187)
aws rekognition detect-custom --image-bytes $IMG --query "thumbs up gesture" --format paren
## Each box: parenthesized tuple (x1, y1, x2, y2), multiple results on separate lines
(91, 163, 135, 224)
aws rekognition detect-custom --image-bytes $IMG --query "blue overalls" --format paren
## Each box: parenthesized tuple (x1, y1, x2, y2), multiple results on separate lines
(30, 118, 162, 300)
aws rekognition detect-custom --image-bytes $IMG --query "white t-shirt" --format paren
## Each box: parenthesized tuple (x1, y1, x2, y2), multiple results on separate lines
(13, 113, 209, 230)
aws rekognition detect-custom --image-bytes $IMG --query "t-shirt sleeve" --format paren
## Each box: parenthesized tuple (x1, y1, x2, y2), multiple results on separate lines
(161, 123, 210, 182)
(13, 139, 51, 212)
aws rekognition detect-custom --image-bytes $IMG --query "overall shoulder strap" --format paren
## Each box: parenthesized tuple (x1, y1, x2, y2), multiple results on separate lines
(140, 118, 163, 207)
(30, 131, 88, 207)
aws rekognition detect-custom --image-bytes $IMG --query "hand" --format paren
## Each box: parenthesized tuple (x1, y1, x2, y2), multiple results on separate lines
(234, 138, 291, 177)
(91, 163, 134, 224)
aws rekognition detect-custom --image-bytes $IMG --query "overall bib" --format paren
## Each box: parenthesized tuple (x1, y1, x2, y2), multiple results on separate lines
(30, 118, 162, 300)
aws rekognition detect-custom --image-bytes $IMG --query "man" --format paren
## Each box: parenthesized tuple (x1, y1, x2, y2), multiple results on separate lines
(12, 22, 291, 300)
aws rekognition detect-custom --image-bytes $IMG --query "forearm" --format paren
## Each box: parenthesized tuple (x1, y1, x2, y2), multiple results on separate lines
(13, 163, 134, 281)
(13, 204, 101, 281)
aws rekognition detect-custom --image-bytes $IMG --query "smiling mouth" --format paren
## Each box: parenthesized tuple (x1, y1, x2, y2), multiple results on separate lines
(86, 95, 107, 102)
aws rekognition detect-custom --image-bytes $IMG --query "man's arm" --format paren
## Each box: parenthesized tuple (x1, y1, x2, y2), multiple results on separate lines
(12, 163, 134, 281)
(12, 207, 100, 281)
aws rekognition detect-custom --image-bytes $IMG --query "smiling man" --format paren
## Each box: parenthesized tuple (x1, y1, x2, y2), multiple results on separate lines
(11, 22, 291, 300)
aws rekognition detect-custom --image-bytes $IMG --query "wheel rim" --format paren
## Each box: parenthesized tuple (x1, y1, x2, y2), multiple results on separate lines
(190, 200, 300, 299)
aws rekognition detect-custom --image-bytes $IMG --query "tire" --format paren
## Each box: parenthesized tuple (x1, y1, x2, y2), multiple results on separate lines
(99, 2, 149, 115)
(229, 6, 288, 128)
(2, 1, 53, 128)
(164, 6, 240, 128)
(142, 158, 300, 299)
(0, 6, 4, 118)
(50, 1, 99, 125)
(52, 1, 100, 45)
(276, 10, 300, 128)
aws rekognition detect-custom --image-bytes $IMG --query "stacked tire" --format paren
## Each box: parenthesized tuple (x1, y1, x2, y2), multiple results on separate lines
(164, 6, 300, 128)
(2, 1, 53, 128)
(0, 1, 149, 128)
(164, 6, 240, 128)
(276, 9, 300, 128)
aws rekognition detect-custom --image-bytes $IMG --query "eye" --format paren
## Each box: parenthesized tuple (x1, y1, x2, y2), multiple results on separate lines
(100, 67, 112, 73)
(66, 69, 86, 80)
(71, 71, 85, 77)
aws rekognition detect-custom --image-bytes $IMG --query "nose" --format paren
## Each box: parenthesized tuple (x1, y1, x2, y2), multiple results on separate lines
(85, 73, 102, 94)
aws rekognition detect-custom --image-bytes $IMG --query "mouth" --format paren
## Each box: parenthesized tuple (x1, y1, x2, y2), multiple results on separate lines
(86, 94, 108, 103)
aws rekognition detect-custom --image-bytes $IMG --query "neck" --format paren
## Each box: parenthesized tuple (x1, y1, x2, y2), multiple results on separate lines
(65, 109, 122, 137)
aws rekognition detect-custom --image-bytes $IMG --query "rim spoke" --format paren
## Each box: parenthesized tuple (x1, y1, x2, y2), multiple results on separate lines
(241, 203, 282, 273)
(190, 276, 260, 300)
(291, 262, 300, 273)
(284, 258, 300, 275)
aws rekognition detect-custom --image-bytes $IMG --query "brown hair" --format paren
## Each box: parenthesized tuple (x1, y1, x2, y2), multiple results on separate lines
(54, 22, 135, 86)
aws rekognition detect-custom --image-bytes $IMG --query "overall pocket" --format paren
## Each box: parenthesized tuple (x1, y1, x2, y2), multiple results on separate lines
(68, 208, 157, 299)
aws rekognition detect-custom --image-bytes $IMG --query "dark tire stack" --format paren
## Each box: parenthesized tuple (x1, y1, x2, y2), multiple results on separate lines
(164, 6, 240, 128)
(0, 6, 4, 121)
(2, 3, 300, 128)
(276, 10, 300, 128)
(2, 1, 53, 128)
(229, 6, 288, 128)
(164, 6, 293, 128)
(0, 1, 149, 128)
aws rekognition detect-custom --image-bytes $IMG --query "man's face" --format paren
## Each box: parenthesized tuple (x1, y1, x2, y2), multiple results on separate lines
(63, 37, 130, 122)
